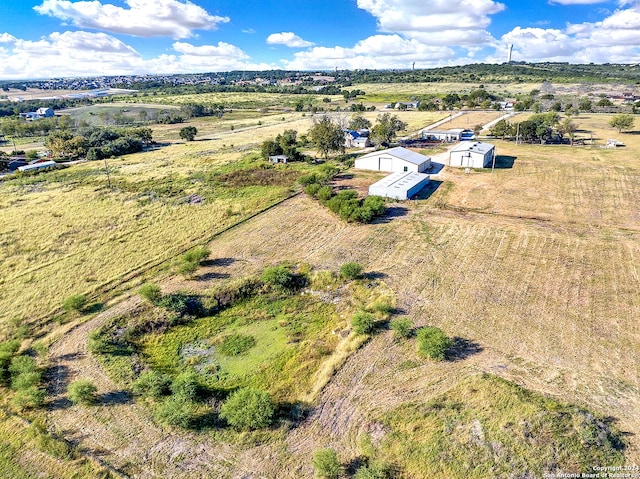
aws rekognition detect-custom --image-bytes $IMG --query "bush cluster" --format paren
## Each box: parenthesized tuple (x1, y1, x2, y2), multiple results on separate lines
(220, 388, 275, 431)
(8, 352, 46, 410)
(67, 379, 98, 405)
(416, 326, 452, 361)
(307, 186, 386, 223)
(177, 246, 210, 278)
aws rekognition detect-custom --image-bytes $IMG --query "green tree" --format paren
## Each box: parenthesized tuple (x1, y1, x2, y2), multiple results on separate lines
(170, 371, 200, 401)
(261, 265, 294, 290)
(558, 118, 577, 145)
(309, 116, 344, 159)
(220, 388, 275, 431)
(348, 113, 371, 130)
(312, 448, 342, 479)
(609, 114, 635, 133)
(370, 113, 407, 145)
(340, 262, 363, 280)
(489, 119, 515, 139)
(416, 326, 452, 361)
(154, 396, 196, 428)
(68, 379, 98, 405)
(63, 294, 87, 313)
(179, 126, 198, 141)
(132, 371, 172, 399)
(351, 311, 376, 335)
(139, 283, 162, 304)
(578, 98, 592, 112)
(390, 317, 413, 339)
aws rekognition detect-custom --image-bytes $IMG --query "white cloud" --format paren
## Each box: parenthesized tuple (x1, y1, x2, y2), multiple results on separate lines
(0, 33, 274, 79)
(356, 0, 505, 46)
(498, 5, 640, 63)
(266, 32, 315, 48)
(549, 0, 607, 4)
(284, 34, 458, 70)
(0, 33, 17, 43)
(173, 41, 249, 59)
(34, 0, 229, 39)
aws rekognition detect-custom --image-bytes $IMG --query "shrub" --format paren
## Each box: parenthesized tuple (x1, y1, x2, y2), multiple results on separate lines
(368, 298, 395, 317)
(220, 388, 275, 431)
(132, 371, 172, 399)
(351, 311, 376, 335)
(159, 293, 204, 318)
(305, 183, 321, 197)
(11, 387, 45, 411)
(362, 196, 386, 216)
(139, 283, 162, 304)
(316, 186, 333, 202)
(154, 397, 196, 428)
(183, 246, 210, 264)
(68, 379, 98, 405)
(261, 265, 294, 290)
(0, 340, 21, 355)
(170, 371, 200, 401)
(416, 326, 452, 361)
(390, 317, 413, 339)
(218, 334, 256, 357)
(177, 260, 199, 277)
(340, 262, 363, 280)
(354, 461, 392, 479)
(9, 355, 38, 377)
(11, 371, 42, 390)
(63, 294, 87, 313)
(312, 448, 342, 479)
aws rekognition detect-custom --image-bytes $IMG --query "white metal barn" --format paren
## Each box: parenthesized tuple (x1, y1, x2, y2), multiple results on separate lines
(449, 141, 496, 168)
(369, 171, 430, 200)
(354, 147, 431, 173)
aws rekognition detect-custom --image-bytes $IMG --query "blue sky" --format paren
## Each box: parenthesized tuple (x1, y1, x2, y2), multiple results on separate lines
(0, 0, 639, 79)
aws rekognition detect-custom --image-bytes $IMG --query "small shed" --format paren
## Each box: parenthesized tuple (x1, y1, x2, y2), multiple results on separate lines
(369, 171, 430, 200)
(354, 147, 431, 173)
(17, 160, 57, 172)
(449, 141, 495, 168)
(422, 128, 473, 142)
(268, 155, 288, 164)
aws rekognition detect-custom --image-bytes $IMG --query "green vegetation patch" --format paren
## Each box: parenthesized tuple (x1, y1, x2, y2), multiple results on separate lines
(374, 374, 625, 478)
(140, 293, 339, 402)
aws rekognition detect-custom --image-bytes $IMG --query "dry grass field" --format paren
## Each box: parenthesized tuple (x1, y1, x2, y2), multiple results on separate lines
(32, 112, 640, 477)
(2, 88, 639, 477)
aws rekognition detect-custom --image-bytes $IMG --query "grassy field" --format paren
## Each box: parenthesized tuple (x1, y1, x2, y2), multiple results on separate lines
(0, 139, 313, 329)
(2, 85, 639, 477)
(373, 374, 624, 478)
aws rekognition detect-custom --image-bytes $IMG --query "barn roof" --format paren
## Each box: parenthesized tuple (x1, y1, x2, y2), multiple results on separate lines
(450, 141, 495, 154)
(357, 146, 430, 166)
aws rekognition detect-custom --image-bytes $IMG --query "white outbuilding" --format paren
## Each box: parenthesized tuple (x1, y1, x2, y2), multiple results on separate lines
(354, 147, 431, 173)
(368, 171, 430, 200)
(449, 141, 496, 169)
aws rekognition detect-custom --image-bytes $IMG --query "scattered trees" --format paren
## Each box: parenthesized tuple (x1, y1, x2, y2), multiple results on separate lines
(260, 129, 302, 161)
(558, 118, 578, 145)
(348, 113, 371, 131)
(179, 126, 198, 141)
(609, 114, 635, 133)
(370, 113, 407, 145)
(309, 116, 345, 159)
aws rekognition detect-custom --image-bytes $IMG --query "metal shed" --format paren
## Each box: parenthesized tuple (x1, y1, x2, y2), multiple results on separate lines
(354, 147, 431, 173)
(368, 171, 430, 200)
(449, 141, 495, 168)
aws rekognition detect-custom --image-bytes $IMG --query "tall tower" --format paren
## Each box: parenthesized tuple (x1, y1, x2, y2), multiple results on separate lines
(412, 62, 415, 71)
(508, 44, 513, 63)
